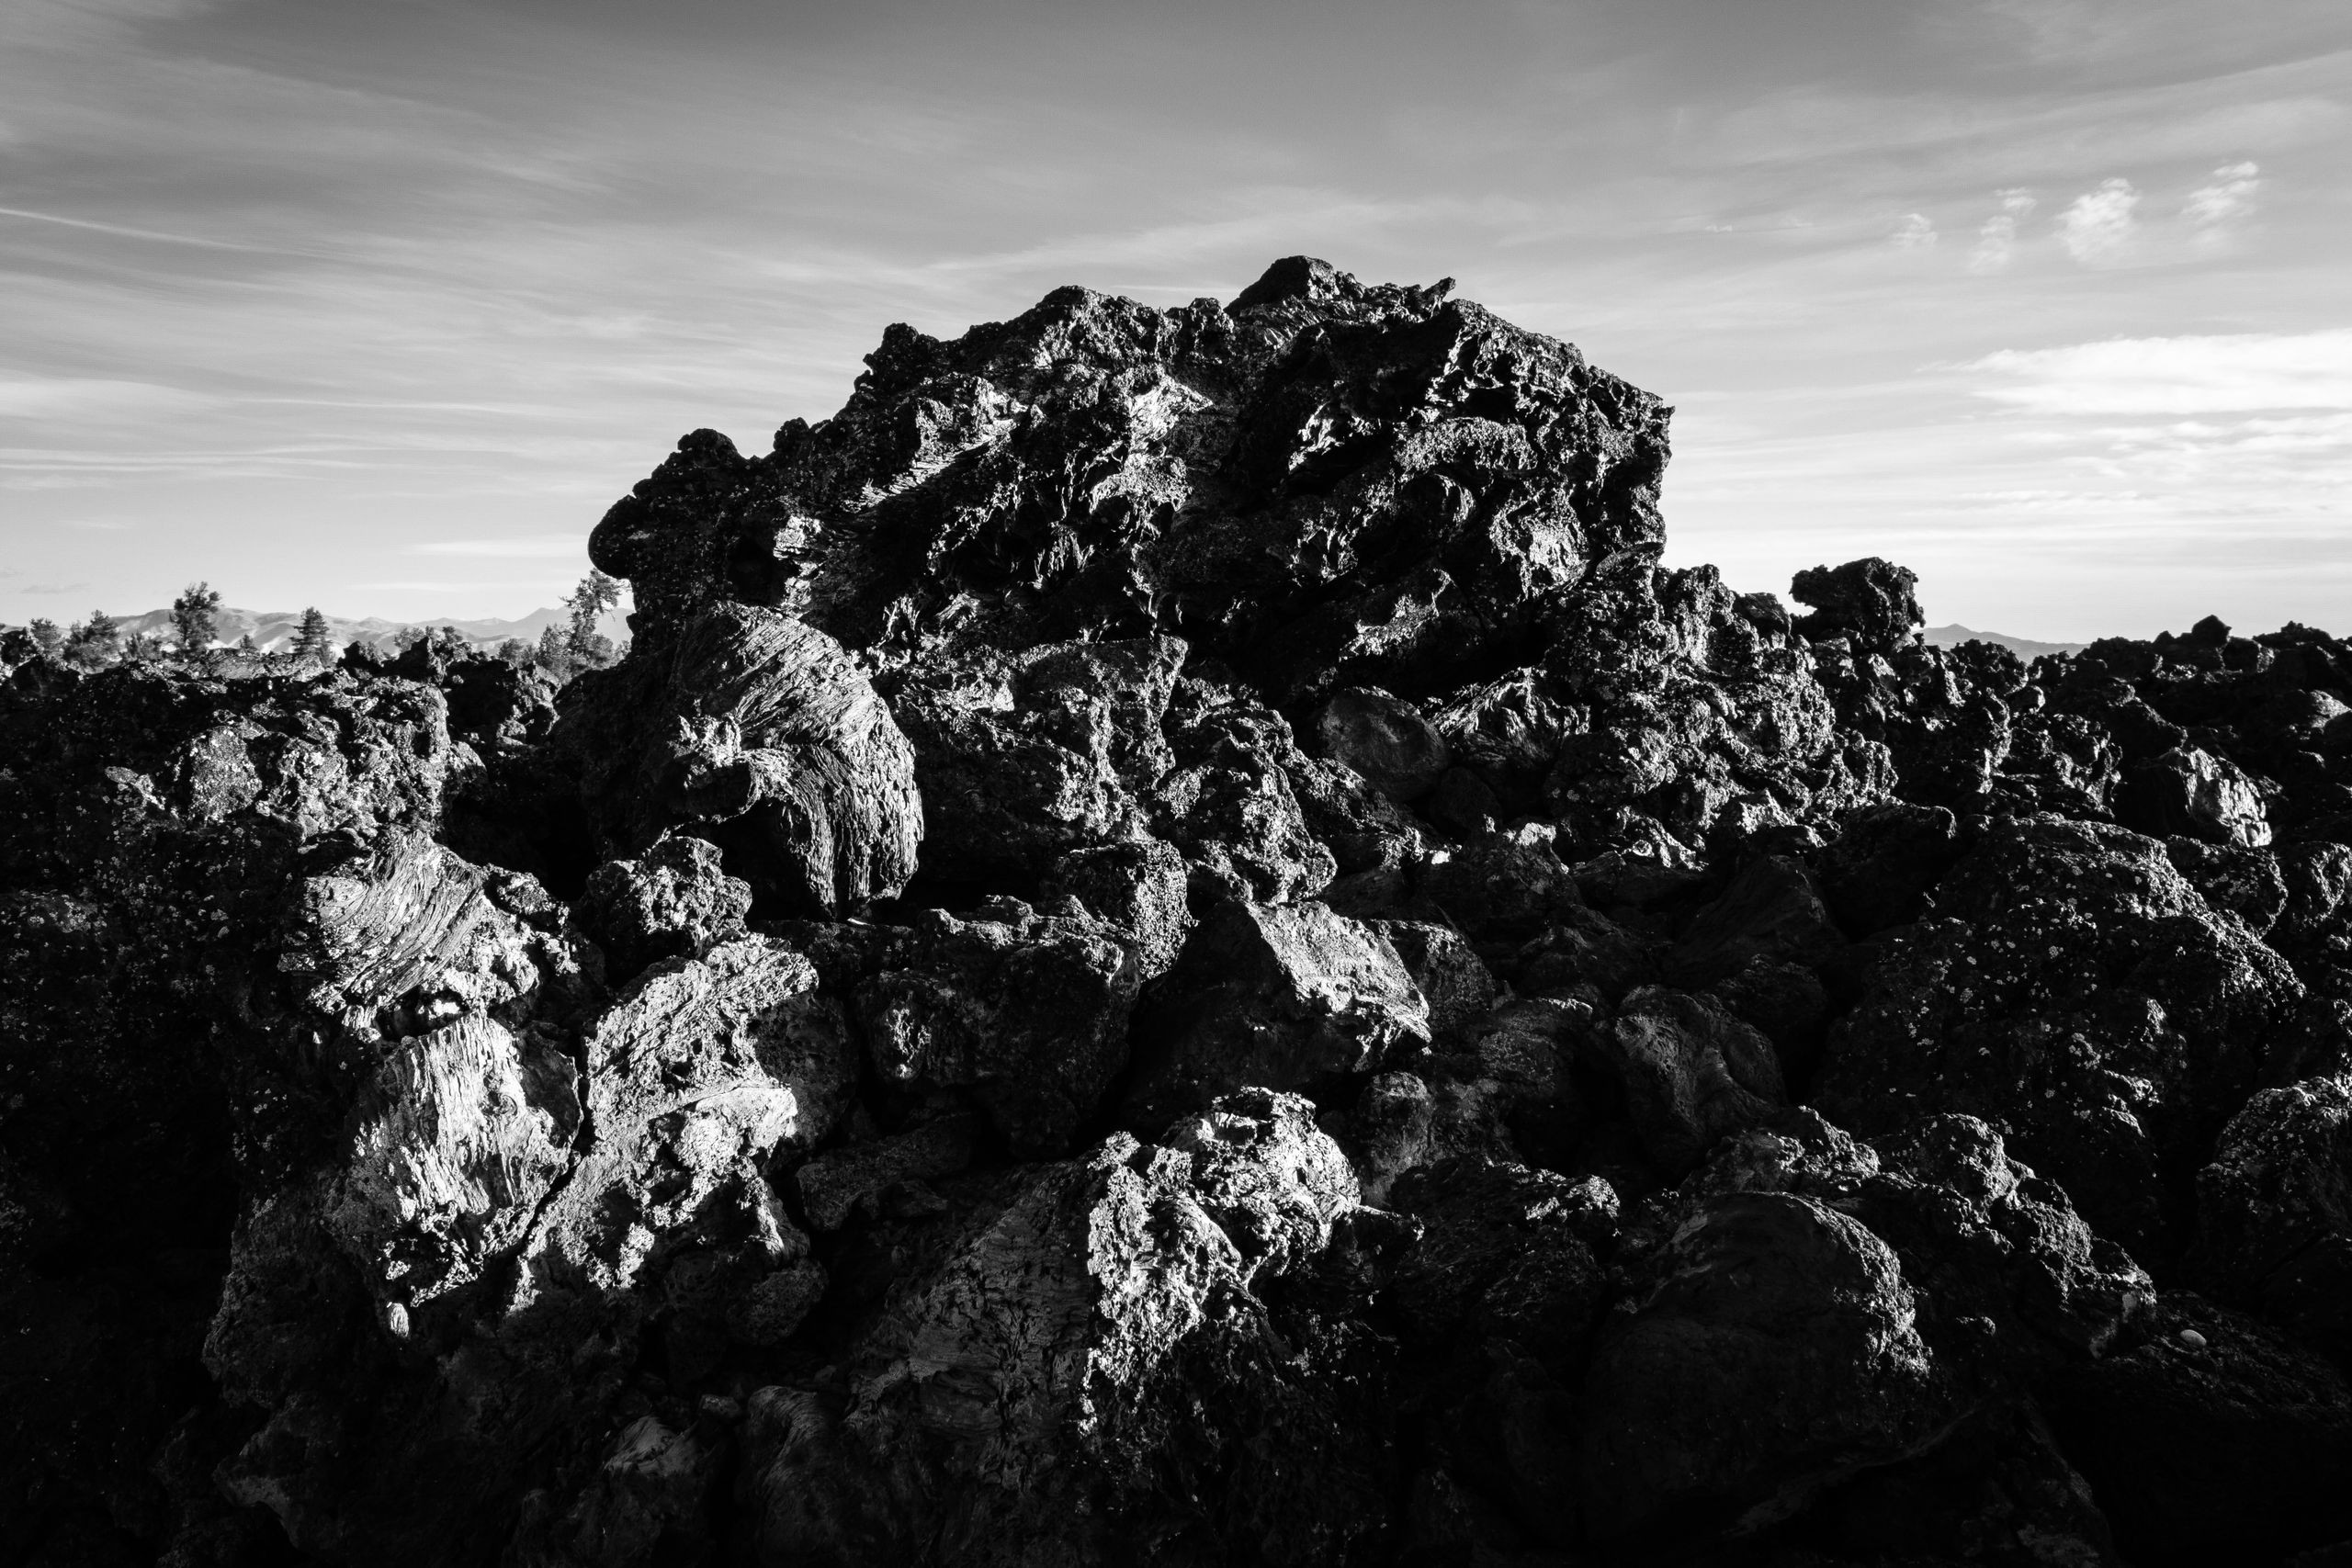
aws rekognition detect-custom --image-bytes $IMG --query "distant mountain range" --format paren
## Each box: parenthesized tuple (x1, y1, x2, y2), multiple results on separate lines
(88, 604, 631, 656)
(1923, 624, 2086, 659)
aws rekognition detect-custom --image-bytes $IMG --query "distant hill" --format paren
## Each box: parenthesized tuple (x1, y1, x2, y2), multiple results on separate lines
(1924, 624, 2086, 660)
(93, 603, 632, 656)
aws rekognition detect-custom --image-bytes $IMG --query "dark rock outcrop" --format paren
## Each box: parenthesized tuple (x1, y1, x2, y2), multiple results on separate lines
(590, 257, 1672, 706)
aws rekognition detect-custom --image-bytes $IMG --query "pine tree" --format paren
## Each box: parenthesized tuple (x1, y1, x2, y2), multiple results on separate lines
(123, 631, 166, 662)
(28, 618, 62, 656)
(237, 632, 259, 655)
(563, 570, 622, 673)
(63, 611, 119, 669)
(293, 607, 334, 665)
(536, 621, 571, 682)
(171, 581, 223, 659)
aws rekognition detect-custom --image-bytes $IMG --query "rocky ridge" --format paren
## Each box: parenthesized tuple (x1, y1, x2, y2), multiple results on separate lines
(7, 257, 2352, 1567)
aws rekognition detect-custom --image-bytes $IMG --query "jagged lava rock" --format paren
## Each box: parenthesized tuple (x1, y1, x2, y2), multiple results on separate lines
(1814, 812, 2304, 1263)
(2191, 1073, 2352, 1366)
(1040, 835, 1194, 979)
(571, 831, 752, 983)
(883, 635, 1182, 886)
(1124, 897, 1431, 1127)
(0, 659, 462, 1562)
(1309, 686, 1453, 803)
(1790, 557, 1924, 656)
(2040, 1292, 2352, 1565)
(1594, 985, 1789, 1178)
(739, 1090, 1397, 1565)
(206, 931, 849, 1563)
(854, 896, 1140, 1152)
(1579, 1189, 1955, 1545)
(553, 602, 921, 917)
(590, 256, 1672, 705)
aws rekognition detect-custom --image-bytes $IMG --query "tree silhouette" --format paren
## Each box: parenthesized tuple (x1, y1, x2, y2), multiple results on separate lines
(293, 607, 334, 665)
(535, 621, 571, 681)
(563, 570, 621, 673)
(171, 581, 223, 660)
(28, 618, 62, 656)
(63, 611, 119, 669)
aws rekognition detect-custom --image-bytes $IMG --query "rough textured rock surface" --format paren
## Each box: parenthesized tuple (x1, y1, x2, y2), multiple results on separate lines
(853, 897, 1140, 1153)
(552, 602, 922, 916)
(2191, 1073, 2352, 1366)
(571, 832, 752, 983)
(12, 257, 2352, 1565)
(1815, 811, 2303, 1265)
(589, 255, 1672, 706)
(1125, 897, 1431, 1127)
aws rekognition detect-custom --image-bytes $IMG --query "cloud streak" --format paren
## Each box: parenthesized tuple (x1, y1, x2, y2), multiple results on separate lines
(2184, 160, 2262, 229)
(0, 204, 285, 254)
(409, 536, 594, 558)
(1968, 189, 2036, 273)
(2058, 178, 2140, 264)
(1962, 331, 2352, 415)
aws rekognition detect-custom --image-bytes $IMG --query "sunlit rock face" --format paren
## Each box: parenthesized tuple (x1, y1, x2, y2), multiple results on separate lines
(14, 257, 2352, 1568)
(588, 254, 1674, 705)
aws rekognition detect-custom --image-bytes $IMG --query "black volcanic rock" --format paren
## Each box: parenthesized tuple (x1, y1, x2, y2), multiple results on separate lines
(590, 256, 1673, 705)
(15, 258, 2352, 1566)
(853, 897, 1140, 1153)
(1580, 1189, 1956, 1545)
(551, 602, 922, 916)
(1791, 556, 1924, 656)
(572, 832, 753, 983)
(1309, 686, 1453, 803)
(737, 1090, 1396, 1565)
(2041, 1292, 2352, 1565)
(2191, 1073, 2352, 1367)
(883, 635, 1182, 888)
(1124, 897, 1431, 1127)
(1814, 813, 2305, 1264)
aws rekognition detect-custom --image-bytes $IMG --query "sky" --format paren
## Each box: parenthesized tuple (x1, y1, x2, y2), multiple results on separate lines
(1, 0, 2346, 640)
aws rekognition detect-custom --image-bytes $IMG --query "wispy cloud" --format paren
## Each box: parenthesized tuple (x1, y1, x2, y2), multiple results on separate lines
(2057, 177, 2140, 265)
(409, 536, 593, 558)
(20, 581, 91, 595)
(1962, 331, 2352, 415)
(1969, 189, 2036, 273)
(0, 377, 212, 420)
(0, 204, 286, 254)
(2184, 160, 2262, 230)
(1890, 213, 1937, 249)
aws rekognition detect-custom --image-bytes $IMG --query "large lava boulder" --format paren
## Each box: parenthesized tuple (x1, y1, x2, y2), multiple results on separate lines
(587, 256, 1673, 703)
(552, 602, 922, 917)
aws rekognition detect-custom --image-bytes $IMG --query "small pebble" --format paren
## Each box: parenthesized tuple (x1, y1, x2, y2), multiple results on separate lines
(2178, 1328, 2208, 1349)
